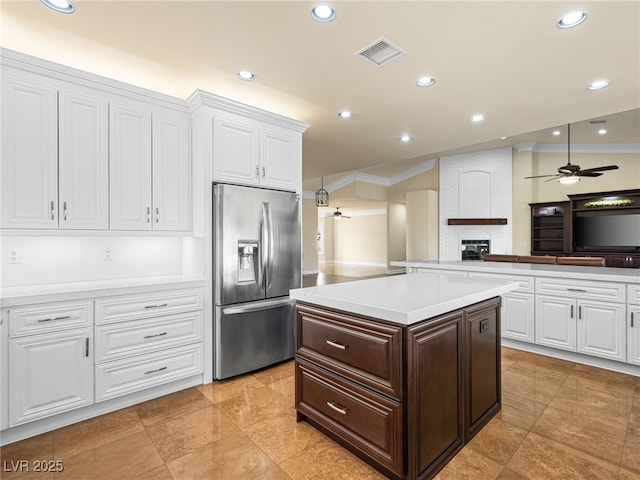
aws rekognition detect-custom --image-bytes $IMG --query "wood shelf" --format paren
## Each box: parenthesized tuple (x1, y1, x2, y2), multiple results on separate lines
(447, 218, 507, 226)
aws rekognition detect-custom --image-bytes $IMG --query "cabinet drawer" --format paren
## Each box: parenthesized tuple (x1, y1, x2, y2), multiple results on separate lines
(95, 312, 203, 363)
(629, 285, 640, 305)
(296, 305, 403, 400)
(535, 278, 625, 303)
(95, 288, 203, 324)
(296, 360, 403, 478)
(9, 300, 93, 338)
(468, 272, 533, 293)
(95, 343, 203, 402)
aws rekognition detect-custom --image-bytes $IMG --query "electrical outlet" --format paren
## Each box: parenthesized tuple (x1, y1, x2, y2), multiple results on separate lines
(104, 248, 112, 261)
(8, 248, 21, 264)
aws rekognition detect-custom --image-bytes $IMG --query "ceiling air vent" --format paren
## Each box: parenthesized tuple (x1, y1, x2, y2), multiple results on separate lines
(355, 37, 406, 67)
(589, 119, 608, 125)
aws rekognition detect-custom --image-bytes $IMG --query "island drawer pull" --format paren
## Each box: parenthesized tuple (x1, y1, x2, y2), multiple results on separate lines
(38, 315, 71, 323)
(144, 366, 167, 375)
(143, 332, 167, 339)
(326, 340, 347, 350)
(144, 303, 169, 309)
(326, 401, 347, 415)
(567, 288, 587, 293)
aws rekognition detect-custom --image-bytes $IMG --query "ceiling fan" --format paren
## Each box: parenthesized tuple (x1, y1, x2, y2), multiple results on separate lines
(333, 207, 351, 219)
(524, 123, 619, 184)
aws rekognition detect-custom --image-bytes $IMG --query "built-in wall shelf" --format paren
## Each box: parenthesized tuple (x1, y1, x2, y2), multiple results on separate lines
(447, 218, 507, 226)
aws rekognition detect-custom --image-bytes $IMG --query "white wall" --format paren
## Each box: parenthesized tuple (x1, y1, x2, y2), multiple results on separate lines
(1, 236, 185, 287)
(439, 148, 513, 261)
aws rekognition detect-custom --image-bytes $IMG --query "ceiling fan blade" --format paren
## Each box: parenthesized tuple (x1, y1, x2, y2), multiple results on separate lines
(578, 172, 603, 177)
(545, 176, 564, 182)
(524, 174, 560, 179)
(578, 165, 619, 174)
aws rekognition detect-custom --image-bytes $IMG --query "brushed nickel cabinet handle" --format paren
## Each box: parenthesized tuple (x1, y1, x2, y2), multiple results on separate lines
(261, 166, 266, 178)
(567, 288, 587, 293)
(50, 201, 55, 220)
(146, 207, 151, 223)
(143, 332, 167, 339)
(155, 207, 159, 223)
(144, 303, 168, 309)
(326, 340, 347, 350)
(63, 201, 68, 221)
(85, 337, 89, 357)
(578, 305, 582, 320)
(326, 401, 347, 415)
(255, 165, 260, 178)
(144, 366, 167, 375)
(38, 315, 71, 323)
(570, 305, 574, 319)
(632, 312, 635, 328)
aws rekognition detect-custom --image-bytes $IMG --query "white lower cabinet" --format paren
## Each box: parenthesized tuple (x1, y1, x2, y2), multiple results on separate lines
(628, 305, 640, 366)
(9, 327, 93, 426)
(535, 295, 626, 361)
(502, 293, 535, 343)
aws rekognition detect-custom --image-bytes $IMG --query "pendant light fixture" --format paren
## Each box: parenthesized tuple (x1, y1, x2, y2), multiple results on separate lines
(315, 177, 329, 207)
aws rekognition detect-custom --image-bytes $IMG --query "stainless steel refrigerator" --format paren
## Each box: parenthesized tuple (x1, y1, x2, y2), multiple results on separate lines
(213, 183, 301, 379)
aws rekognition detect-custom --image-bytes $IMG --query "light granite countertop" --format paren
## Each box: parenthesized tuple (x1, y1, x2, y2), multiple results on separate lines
(290, 272, 518, 325)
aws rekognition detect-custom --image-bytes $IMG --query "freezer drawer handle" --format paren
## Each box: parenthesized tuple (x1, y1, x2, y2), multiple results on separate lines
(222, 298, 292, 315)
(144, 332, 167, 339)
(144, 303, 169, 309)
(38, 315, 71, 323)
(326, 340, 347, 350)
(144, 366, 168, 375)
(326, 401, 348, 415)
(567, 288, 587, 293)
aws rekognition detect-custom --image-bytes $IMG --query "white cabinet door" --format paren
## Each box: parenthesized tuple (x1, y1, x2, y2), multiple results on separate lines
(260, 128, 300, 191)
(213, 116, 260, 185)
(1, 75, 58, 228)
(58, 90, 109, 229)
(577, 300, 626, 362)
(109, 101, 152, 230)
(9, 328, 93, 426)
(628, 306, 640, 366)
(535, 295, 576, 351)
(152, 109, 190, 231)
(501, 293, 535, 343)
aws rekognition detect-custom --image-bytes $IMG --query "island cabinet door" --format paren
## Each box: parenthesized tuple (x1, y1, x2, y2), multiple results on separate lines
(466, 299, 501, 438)
(406, 310, 464, 480)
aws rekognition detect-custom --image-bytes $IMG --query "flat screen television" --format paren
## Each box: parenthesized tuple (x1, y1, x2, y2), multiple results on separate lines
(574, 214, 640, 252)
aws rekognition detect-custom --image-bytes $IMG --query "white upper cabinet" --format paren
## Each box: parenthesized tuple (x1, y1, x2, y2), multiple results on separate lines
(58, 89, 109, 229)
(213, 116, 260, 185)
(110, 101, 191, 232)
(1, 74, 58, 228)
(189, 90, 308, 193)
(109, 101, 153, 230)
(153, 109, 191, 231)
(1, 50, 192, 232)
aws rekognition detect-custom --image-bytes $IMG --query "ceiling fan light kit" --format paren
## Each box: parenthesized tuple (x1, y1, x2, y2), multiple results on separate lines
(524, 123, 619, 184)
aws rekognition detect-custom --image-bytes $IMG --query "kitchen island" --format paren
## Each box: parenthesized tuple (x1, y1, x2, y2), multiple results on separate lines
(289, 273, 518, 480)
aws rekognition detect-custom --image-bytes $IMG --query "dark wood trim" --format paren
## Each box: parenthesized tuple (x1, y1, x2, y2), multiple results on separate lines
(447, 218, 507, 225)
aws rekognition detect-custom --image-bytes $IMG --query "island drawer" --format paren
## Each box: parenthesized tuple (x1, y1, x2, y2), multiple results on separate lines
(95, 288, 203, 325)
(95, 311, 203, 363)
(468, 272, 533, 293)
(629, 285, 640, 305)
(295, 304, 403, 400)
(9, 300, 93, 338)
(296, 359, 403, 478)
(535, 278, 625, 302)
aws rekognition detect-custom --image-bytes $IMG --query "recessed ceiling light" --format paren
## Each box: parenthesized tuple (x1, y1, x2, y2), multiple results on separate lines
(500, 136, 507, 140)
(400, 135, 411, 142)
(557, 11, 587, 29)
(553, 130, 561, 136)
(598, 129, 607, 135)
(311, 4, 336, 22)
(236, 71, 256, 81)
(337, 111, 353, 119)
(416, 76, 435, 87)
(41, 0, 75, 14)
(587, 80, 610, 91)
(470, 114, 485, 123)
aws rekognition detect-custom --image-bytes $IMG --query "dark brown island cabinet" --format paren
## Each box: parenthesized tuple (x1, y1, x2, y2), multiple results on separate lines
(295, 296, 502, 480)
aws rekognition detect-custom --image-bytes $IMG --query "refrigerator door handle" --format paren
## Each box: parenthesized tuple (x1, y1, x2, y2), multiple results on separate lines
(261, 201, 274, 290)
(222, 297, 293, 315)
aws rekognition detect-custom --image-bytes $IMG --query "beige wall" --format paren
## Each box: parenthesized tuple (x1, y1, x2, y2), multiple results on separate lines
(512, 151, 640, 255)
(406, 190, 439, 260)
(387, 202, 407, 270)
(332, 214, 388, 266)
(302, 198, 319, 273)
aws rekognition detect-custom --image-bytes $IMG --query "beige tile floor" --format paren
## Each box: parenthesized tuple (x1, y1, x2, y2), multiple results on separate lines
(2, 348, 640, 480)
